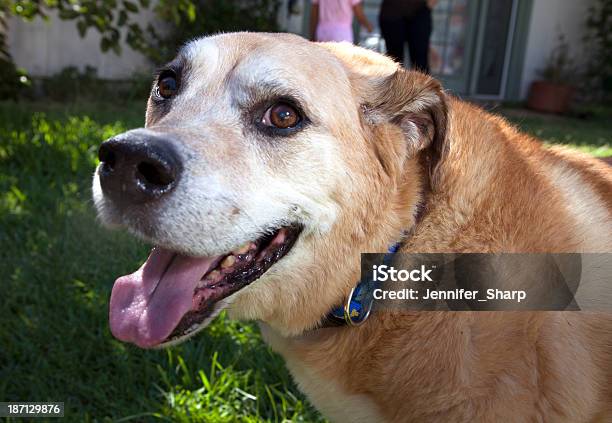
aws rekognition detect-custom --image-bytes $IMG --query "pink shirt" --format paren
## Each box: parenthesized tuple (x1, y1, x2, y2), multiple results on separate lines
(313, 0, 361, 43)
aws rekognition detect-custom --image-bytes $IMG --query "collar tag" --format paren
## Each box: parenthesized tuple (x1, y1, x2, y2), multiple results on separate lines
(343, 284, 374, 326)
(329, 241, 402, 327)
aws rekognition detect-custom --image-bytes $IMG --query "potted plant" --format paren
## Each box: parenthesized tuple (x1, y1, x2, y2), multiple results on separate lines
(583, 0, 612, 104)
(527, 34, 576, 114)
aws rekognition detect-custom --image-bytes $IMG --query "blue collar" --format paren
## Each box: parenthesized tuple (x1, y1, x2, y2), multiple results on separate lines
(326, 241, 402, 327)
(321, 192, 429, 328)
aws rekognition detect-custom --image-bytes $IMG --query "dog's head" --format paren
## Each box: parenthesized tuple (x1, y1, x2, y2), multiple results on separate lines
(92, 32, 447, 348)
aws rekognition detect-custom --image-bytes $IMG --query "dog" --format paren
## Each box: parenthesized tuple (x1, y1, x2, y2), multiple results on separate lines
(93, 32, 612, 422)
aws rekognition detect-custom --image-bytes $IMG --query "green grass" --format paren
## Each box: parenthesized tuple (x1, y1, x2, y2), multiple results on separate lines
(499, 106, 612, 157)
(0, 101, 324, 422)
(0, 100, 609, 422)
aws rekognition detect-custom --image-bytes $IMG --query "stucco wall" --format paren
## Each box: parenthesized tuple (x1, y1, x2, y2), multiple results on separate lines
(8, 11, 153, 79)
(520, 0, 595, 98)
(7, 0, 596, 100)
(8, 2, 296, 80)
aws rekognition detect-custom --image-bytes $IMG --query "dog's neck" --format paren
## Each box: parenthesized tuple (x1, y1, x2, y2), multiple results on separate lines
(317, 183, 430, 329)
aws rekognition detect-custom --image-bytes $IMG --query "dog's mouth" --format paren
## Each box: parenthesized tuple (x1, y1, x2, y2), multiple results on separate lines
(109, 224, 302, 348)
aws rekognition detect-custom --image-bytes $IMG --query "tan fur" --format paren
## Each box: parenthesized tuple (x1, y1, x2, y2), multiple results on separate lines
(97, 33, 612, 422)
(259, 41, 612, 422)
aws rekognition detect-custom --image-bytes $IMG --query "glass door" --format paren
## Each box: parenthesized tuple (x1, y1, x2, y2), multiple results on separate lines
(312, 0, 480, 95)
(469, 0, 519, 98)
(430, 0, 481, 94)
(302, 0, 526, 99)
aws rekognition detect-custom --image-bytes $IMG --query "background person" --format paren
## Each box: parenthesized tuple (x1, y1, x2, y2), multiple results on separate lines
(379, 0, 437, 73)
(310, 0, 374, 43)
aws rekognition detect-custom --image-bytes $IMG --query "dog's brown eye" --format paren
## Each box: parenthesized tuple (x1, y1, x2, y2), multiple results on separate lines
(157, 75, 177, 99)
(262, 103, 300, 129)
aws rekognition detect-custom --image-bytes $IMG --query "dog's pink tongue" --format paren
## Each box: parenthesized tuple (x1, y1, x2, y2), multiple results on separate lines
(109, 248, 219, 348)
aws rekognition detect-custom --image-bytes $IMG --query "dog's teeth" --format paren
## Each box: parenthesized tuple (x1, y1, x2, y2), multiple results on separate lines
(234, 243, 251, 255)
(208, 270, 221, 280)
(221, 255, 236, 268)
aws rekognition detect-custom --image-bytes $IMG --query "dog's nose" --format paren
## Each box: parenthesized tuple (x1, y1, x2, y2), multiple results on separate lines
(98, 131, 182, 206)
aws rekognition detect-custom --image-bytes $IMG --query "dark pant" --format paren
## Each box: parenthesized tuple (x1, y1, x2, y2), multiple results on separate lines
(380, 7, 432, 73)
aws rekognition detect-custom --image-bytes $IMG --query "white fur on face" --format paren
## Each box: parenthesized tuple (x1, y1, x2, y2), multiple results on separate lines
(93, 33, 357, 257)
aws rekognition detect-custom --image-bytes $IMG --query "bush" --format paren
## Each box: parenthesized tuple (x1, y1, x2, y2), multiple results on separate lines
(1, 6, 27, 99)
(584, 0, 612, 103)
(3, 0, 282, 101)
(41, 66, 101, 102)
(39, 66, 152, 103)
(145, 0, 282, 63)
(0, 57, 31, 100)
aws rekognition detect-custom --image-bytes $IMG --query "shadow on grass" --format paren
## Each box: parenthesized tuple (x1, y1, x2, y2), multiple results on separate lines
(0, 104, 322, 422)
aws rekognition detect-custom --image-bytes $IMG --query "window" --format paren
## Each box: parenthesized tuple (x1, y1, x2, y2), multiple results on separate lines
(430, 0, 469, 76)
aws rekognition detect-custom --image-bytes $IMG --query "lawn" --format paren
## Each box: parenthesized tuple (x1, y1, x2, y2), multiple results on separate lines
(0, 100, 609, 422)
(499, 106, 612, 157)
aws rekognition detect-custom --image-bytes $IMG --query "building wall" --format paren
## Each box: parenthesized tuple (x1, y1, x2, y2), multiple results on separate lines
(520, 0, 595, 98)
(8, 1, 299, 80)
(7, 0, 595, 101)
(8, 11, 153, 79)
(278, 0, 308, 35)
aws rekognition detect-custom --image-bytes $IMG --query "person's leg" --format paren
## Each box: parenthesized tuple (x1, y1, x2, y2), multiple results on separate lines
(406, 7, 433, 73)
(379, 17, 406, 64)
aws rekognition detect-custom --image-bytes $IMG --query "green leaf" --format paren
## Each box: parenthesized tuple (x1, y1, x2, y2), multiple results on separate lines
(100, 37, 111, 52)
(188, 3, 197, 22)
(58, 9, 79, 19)
(123, 0, 138, 13)
(117, 10, 127, 26)
(76, 20, 88, 37)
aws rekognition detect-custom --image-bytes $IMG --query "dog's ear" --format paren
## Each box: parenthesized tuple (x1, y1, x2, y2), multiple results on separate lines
(363, 69, 448, 188)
